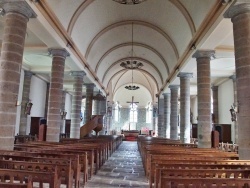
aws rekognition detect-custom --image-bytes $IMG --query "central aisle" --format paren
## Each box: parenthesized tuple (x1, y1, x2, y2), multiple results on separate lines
(85, 141, 149, 188)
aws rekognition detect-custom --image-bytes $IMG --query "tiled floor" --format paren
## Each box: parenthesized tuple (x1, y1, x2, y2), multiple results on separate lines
(85, 141, 149, 188)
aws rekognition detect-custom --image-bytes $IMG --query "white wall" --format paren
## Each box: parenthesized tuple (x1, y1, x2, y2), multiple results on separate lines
(15, 70, 24, 135)
(26, 75, 48, 134)
(190, 96, 198, 124)
(218, 79, 234, 141)
(65, 92, 72, 120)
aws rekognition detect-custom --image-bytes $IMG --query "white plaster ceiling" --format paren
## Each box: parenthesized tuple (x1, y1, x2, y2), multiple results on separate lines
(0, 0, 236, 108)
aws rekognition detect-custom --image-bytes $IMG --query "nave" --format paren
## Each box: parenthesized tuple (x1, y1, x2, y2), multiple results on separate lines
(85, 141, 149, 188)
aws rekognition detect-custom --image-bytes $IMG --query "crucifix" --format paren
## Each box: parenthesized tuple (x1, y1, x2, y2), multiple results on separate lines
(127, 96, 139, 130)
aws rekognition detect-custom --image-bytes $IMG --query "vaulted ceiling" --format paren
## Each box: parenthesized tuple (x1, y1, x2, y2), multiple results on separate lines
(0, 0, 235, 108)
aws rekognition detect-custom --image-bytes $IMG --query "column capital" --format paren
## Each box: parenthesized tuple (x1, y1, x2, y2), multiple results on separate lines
(211, 85, 218, 91)
(24, 70, 33, 78)
(192, 50, 215, 59)
(48, 48, 70, 58)
(229, 74, 236, 81)
(70, 71, 86, 78)
(169, 85, 180, 90)
(162, 93, 170, 97)
(224, 1, 250, 19)
(177, 72, 193, 78)
(84, 83, 95, 89)
(0, 1, 37, 18)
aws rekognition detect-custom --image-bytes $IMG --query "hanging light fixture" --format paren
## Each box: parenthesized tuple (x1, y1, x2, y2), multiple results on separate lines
(113, 0, 147, 5)
(120, 23, 143, 90)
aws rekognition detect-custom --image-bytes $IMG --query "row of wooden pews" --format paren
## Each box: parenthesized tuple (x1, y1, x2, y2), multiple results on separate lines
(138, 136, 250, 188)
(0, 135, 122, 188)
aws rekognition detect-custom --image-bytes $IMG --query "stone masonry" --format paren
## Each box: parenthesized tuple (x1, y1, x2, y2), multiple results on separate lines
(46, 48, 69, 142)
(0, 1, 36, 150)
(193, 50, 215, 148)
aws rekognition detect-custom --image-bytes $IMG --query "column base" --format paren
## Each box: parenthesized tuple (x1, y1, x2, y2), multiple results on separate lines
(239, 148, 250, 160)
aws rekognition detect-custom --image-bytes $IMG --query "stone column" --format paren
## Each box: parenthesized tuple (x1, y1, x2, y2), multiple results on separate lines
(230, 75, 238, 143)
(70, 71, 85, 138)
(46, 49, 69, 142)
(192, 50, 214, 148)
(93, 92, 104, 115)
(212, 86, 219, 124)
(163, 93, 171, 138)
(19, 71, 33, 135)
(83, 83, 95, 124)
(0, 1, 36, 150)
(169, 85, 179, 140)
(60, 91, 66, 134)
(178, 72, 193, 143)
(224, 2, 250, 158)
(157, 96, 164, 137)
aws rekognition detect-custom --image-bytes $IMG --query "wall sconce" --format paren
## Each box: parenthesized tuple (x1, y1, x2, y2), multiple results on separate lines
(25, 100, 33, 115)
(60, 110, 67, 120)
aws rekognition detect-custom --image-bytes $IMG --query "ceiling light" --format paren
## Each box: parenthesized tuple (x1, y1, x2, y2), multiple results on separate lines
(120, 23, 141, 91)
(113, 0, 147, 5)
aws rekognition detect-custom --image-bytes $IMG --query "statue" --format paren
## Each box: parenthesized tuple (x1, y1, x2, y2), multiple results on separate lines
(229, 105, 237, 122)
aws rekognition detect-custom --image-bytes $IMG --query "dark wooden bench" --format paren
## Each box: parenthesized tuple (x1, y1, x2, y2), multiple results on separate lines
(0, 168, 60, 188)
(160, 177, 250, 188)
(156, 168, 250, 188)
(0, 159, 74, 188)
(0, 152, 82, 187)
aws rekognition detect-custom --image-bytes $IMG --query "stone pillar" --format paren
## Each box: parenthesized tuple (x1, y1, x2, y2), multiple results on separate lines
(83, 84, 95, 124)
(224, 2, 250, 158)
(157, 96, 164, 137)
(169, 85, 179, 140)
(60, 91, 66, 134)
(192, 50, 214, 148)
(70, 71, 85, 138)
(0, 1, 36, 150)
(178, 72, 193, 143)
(93, 92, 104, 115)
(163, 93, 171, 138)
(230, 75, 238, 143)
(212, 86, 219, 124)
(19, 71, 33, 135)
(46, 49, 69, 142)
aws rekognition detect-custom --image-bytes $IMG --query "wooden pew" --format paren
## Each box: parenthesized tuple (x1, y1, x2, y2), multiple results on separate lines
(0, 174, 32, 188)
(0, 159, 74, 188)
(0, 152, 82, 187)
(156, 168, 250, 188)
(0, 168, 60, 188)
(160, 177, 250, 188)
(153, 163, 250, 188)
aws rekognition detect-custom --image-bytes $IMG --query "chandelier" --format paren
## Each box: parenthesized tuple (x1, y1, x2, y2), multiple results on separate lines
(120, 23, 142, 91)
(120, 60, 143, 69)
(113, 0, 147, 5)
(125, 85, 139, 90)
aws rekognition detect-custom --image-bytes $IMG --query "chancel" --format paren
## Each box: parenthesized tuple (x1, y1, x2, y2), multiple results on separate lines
(1, 0, 250, 187)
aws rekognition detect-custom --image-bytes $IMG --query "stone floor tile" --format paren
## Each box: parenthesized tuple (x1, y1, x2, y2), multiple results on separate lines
(85, 141, 149, 188)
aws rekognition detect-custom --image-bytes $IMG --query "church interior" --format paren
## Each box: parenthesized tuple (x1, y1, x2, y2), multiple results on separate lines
(1, 0, 250, 187)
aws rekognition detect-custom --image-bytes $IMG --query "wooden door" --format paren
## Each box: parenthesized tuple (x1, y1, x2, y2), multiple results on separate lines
(30, 117, 40, 136)
(65, 120, 71, 137)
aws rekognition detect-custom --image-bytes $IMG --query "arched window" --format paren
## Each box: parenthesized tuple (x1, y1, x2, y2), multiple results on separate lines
(129, 103, 138, 123)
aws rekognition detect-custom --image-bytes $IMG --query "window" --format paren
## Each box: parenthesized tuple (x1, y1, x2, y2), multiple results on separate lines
(114, 103, 119, 122)
(129, 103, 138, 122)
(146, 107, 152, 123)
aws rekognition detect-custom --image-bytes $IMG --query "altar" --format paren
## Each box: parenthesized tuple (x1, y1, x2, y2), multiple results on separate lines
(122, 130, 140, 141)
